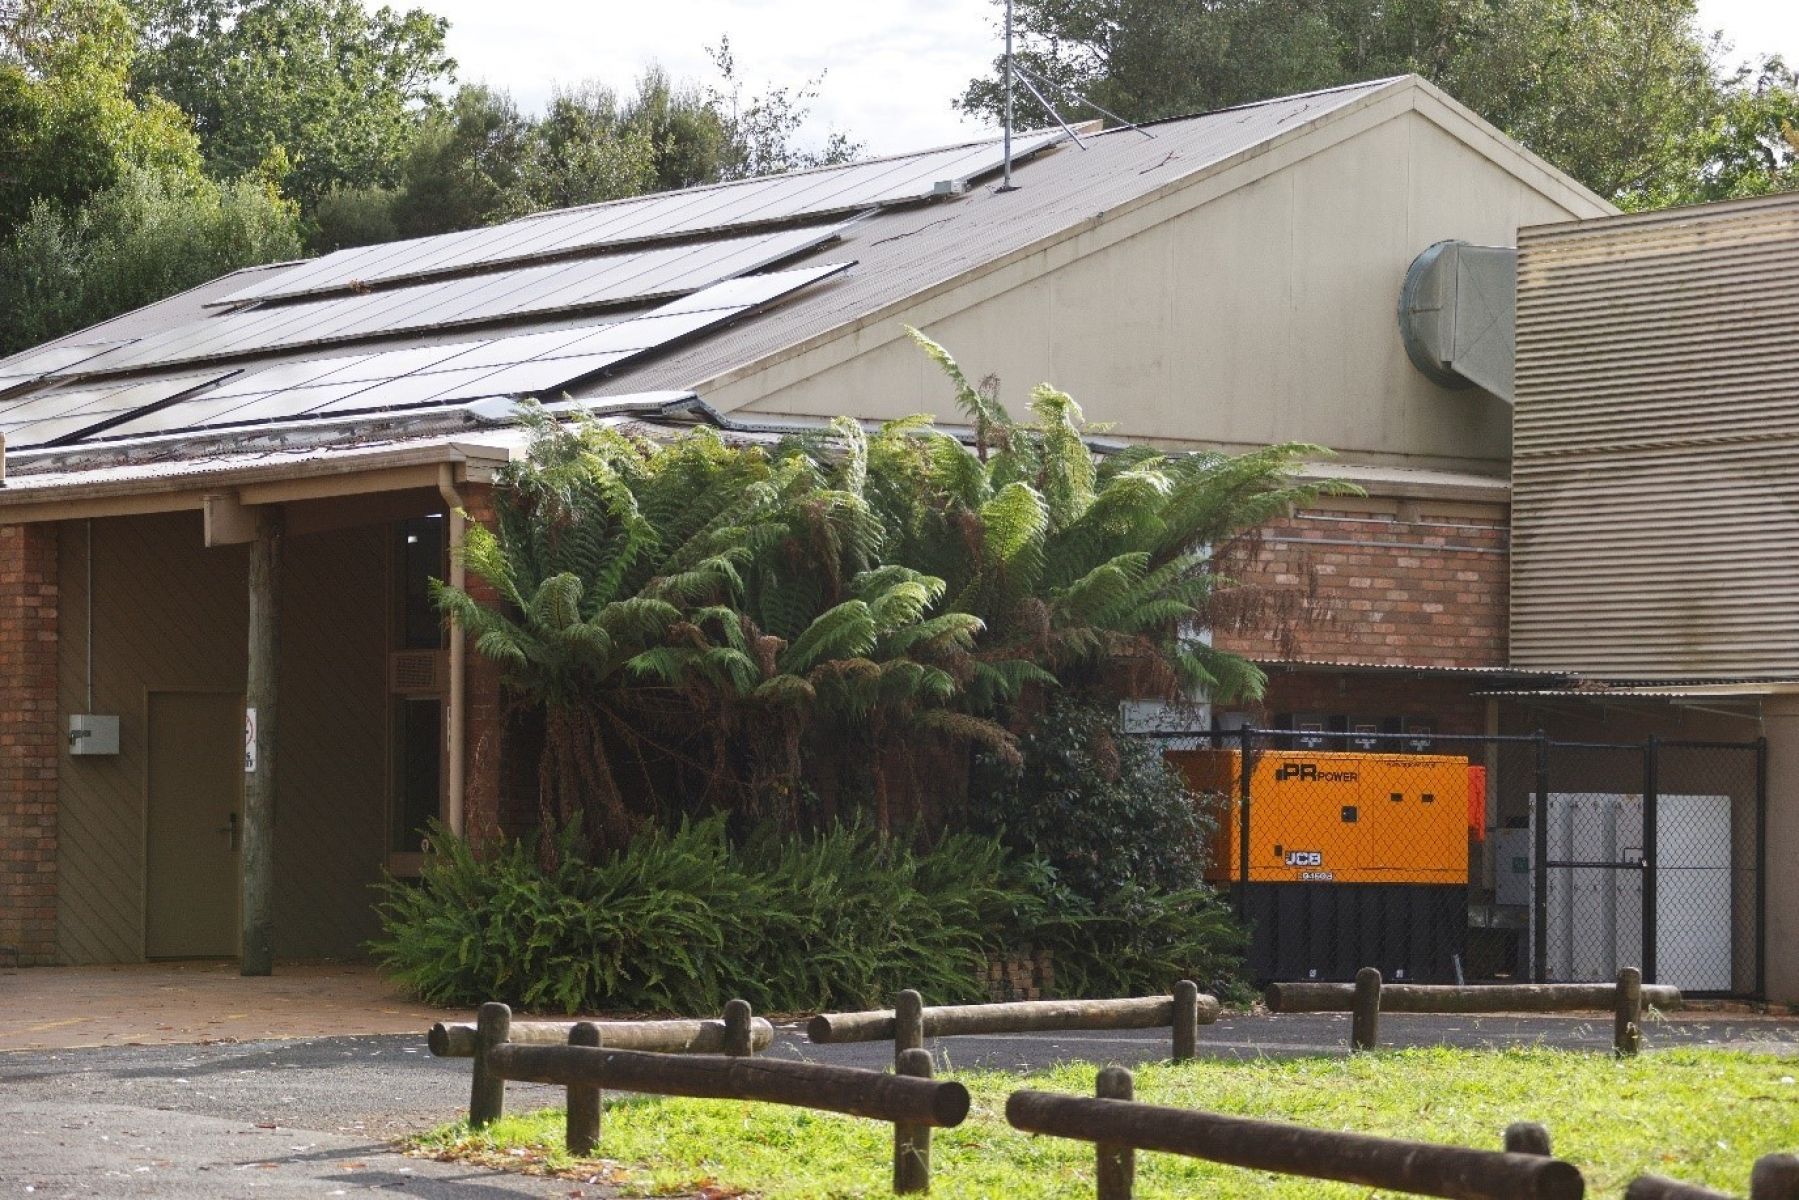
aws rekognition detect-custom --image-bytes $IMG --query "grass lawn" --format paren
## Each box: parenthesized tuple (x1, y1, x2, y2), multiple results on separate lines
(411, 1047, 1798, 1198)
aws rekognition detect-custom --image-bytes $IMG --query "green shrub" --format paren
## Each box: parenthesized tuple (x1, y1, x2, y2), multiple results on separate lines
(372, 817, 1031, 1014)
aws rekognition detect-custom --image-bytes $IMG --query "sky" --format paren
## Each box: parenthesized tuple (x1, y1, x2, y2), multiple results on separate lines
(423, 0, 1799, 157)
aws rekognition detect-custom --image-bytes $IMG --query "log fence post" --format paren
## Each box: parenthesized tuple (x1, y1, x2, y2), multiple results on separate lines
(1753, 1153, 1799, 1199)
(470, 1001, 511, 1128)
(1172, 981, 1199, 1062)
(1504, 1121, 1553, 1157)
(1351, 967, 1382, 1052)
(566, 1021, 601, 1155)
(893, 1046, 934, 1193)
(895, 989, 925, 1069)
(1095, 1066, 1135, 1200)
(1615, 967, 1643, 1057)
(723, 998, 754, 1057)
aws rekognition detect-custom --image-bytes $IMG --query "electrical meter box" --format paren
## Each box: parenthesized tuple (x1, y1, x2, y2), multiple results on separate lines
(68, 714, 120, 756)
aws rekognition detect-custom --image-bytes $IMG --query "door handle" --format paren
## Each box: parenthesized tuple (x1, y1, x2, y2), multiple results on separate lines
(217, 812, 239, 850)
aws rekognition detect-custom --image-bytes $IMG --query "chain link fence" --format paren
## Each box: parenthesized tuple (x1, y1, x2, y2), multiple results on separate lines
(1149, 728, 1764, 997)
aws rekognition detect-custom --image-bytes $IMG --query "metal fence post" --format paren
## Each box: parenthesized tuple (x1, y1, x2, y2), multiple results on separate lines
(1756, 736, 1769, 1001)
(1533, 731, 1550, 984)
(1237, 725, 1253, 924)
(1642, 736, 1659, 985)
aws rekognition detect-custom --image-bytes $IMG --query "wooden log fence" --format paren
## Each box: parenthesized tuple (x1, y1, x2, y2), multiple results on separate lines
(458, 1002, 970, 1194)
(1626, 1155, 1799, 1200)
(809, 982, 1221, 1065)
(430, 1013, 775, 1058)
(1006, 1067, 1587, 1200)
(1266, 967, 1680, 1055)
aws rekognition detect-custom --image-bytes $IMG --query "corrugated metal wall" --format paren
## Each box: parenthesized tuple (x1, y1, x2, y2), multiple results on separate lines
(1511, 192, 1799, 678)
(56, 511, 390, 962)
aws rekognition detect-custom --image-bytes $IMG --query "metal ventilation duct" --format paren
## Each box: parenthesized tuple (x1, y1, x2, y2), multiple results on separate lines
(1399, 240, 1516, 403)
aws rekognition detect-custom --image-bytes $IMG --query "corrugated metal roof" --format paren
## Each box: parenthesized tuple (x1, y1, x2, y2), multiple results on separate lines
(0, 78, 1410, 475)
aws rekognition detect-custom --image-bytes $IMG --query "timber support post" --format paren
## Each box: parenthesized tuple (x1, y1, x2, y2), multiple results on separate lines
(470, 1001, 511, 1128)
(1172, 980, 1199, 1062)
(1614, 967, 1643, 1057)
(1753, 1153, 1799, 1199)
(723, 999, 754, 1058)
(566, 1021, 601, 1155)
(1504, 1122, 1553, 1157)
(895, 989, 924, 1069)
(240, 506, 281, 977)
(1095, 1066, 1135, 1200)
(893, 1046, 933, 1193)
(1351, 967, 1382, 1052)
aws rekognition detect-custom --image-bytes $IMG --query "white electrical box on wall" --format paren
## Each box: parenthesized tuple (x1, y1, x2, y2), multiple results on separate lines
(68, 714, 120, 756)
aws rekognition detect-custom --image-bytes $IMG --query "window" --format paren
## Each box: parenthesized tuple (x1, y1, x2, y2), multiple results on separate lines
(390, 696, 442, 853)
(396, 515, 446, 650)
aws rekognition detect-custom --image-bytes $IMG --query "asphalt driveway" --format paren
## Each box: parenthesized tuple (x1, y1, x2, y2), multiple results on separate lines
(4, 1011, 1797, 1197)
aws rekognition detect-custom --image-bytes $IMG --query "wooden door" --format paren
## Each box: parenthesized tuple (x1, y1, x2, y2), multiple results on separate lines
(145, 691, 243, 958)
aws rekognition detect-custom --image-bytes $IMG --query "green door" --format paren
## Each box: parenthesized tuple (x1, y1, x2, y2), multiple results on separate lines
(145, 691, 242, 958)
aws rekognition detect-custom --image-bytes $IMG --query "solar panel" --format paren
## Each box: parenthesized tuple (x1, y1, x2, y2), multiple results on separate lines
(78, 262, 852, 445)
(0, 372, 234, 447)
(67, 225, 844, 380)
(209, 131, 1063, 306)
(0, 339, 134, 385)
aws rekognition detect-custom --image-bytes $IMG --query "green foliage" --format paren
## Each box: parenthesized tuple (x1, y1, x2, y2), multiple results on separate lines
(372, 817, 1027, 1014)
(972, 694, 1210, 899)
(0, 165, 301, 355)
(0, 0, 204, 237)
(956, 0, 1797, 206)
(128, 0, 455, 206)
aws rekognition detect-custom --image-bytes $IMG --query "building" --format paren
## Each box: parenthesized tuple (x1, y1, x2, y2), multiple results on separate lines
(0, 76, 1623, 972)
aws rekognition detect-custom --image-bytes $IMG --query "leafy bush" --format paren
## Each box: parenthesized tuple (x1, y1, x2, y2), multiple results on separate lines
(973, 694, 1215, 900)
(372, 817, 1031, 1014)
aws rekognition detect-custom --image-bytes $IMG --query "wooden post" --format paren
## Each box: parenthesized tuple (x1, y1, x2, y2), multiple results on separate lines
(1614, 967, 1643, 1057)
(1351, 967, 1381, 1052)
(1505, 1122, 1553, 1157)
(431, 1016, 777, 1057)
(723, 999, 754, 1057)
(470, 1001, 511, 1128)
(1172, 980, 1199, 1063)
(240, 507, 281, 977)
(566, 1021, 601, 1155)
(1096, 1066, 1135, 1200)
(1753, 1153, 1799, 1199)
(893, 1046, 933, 1193)
(895, 989, 924, 1069)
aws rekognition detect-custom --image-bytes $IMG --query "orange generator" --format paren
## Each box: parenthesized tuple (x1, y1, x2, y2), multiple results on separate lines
(1168, 748, 1479, 983)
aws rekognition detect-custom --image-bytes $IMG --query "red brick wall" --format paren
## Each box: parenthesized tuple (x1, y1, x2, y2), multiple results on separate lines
(0, 523, 59, 963)
(1212, 507, 1509, 669)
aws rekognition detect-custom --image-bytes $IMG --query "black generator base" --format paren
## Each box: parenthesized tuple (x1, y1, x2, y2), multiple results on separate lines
(1234, 882, 1469, 985)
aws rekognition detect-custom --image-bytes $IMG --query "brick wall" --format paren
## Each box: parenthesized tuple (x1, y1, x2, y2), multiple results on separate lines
(1212, 506, 1509, 669)
(0, 522, 59, 963)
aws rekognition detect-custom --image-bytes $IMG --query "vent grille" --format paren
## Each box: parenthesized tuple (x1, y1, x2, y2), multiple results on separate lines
(388, 651, 446, 694)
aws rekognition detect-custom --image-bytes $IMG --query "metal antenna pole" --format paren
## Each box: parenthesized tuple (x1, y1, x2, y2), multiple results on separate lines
(1000, 0, 1016, 191)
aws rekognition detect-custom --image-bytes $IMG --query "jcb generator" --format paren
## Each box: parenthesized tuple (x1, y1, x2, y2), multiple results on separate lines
(1169, 748, 1480, 985)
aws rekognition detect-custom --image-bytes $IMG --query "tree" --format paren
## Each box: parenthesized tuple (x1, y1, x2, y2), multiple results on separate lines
(1628, 54, 1799, 208)
(128, 0, 455, 205)
(0, 165, 301, 354)
(956, 0, 1769, 205)
(0, 0, 203, 237)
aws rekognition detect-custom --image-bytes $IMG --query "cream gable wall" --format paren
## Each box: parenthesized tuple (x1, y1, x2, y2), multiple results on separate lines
(725, 104, 1599, 473)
